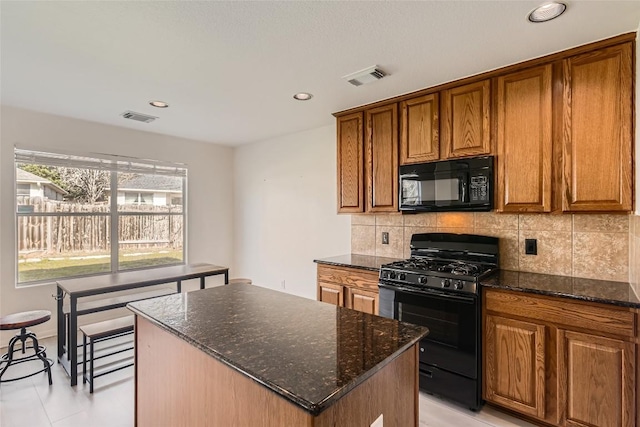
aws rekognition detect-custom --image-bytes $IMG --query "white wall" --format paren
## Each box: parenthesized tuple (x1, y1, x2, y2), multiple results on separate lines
(0, 106, 235, 339)
(233, 124, 351, 300)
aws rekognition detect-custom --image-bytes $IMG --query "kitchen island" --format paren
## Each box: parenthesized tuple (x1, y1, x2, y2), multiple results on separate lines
(127, 283, 428, 426)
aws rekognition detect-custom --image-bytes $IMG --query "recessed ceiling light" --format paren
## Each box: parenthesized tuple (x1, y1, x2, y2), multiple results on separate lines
(527, 2, 567, 23)
(149, 100, 169, 108)
(293, 93, 313, 101)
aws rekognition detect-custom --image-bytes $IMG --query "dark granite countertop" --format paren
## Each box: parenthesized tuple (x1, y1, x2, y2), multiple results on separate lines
(313, 254, 402, 271)
(127, 284, 428, 416)
(482, 270, 640, 308)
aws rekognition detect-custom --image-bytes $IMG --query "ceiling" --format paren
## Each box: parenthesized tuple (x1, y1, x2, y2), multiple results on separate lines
(1, 1, 639, 147)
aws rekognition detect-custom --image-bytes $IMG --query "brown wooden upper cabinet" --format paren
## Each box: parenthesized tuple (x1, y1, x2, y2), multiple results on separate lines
(336, 112, 364, 213)
(441, 79, 492, 159)
(365, 104, 399, 213)
(561, 42, 633, 212)
(400, 93, 439, 164)
(496, 65, 553, 212)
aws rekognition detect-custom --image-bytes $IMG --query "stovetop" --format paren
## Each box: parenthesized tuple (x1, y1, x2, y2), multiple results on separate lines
(383, 258, 494, 277)
(378, 233, 500, 295)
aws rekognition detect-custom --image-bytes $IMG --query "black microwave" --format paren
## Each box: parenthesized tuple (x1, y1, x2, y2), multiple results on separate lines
(399, 156, 494, 212)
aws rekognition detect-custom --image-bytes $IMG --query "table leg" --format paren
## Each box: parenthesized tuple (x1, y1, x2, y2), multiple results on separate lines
(69, 296, 78, 386)
(200, 276, 205, 290)
(224, 270, 229, 285)
(57, 285, 64, 363)
(177, 280, 182, 293)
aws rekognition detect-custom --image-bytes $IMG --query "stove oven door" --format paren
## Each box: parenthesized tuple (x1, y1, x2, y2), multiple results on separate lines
(379, 283, 478, 379)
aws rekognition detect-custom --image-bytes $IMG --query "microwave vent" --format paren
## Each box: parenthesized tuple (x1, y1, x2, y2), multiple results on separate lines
(121, 111, 158, 123)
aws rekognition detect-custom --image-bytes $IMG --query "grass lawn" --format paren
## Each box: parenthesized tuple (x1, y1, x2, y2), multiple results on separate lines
(18, 250, 183, 283)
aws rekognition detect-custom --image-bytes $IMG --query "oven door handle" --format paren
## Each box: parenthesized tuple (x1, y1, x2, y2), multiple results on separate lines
(379, 282, 476, 304)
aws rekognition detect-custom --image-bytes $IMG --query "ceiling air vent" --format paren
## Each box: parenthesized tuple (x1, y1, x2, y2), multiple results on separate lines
(342, 65, 387, 86)
(121, 110, 158, 123)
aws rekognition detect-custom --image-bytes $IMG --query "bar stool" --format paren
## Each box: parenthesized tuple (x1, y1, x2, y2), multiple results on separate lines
(0, 310, 53, 385)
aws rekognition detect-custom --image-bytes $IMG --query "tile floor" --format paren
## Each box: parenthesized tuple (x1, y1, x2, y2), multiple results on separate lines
(0, 337, 536, 427)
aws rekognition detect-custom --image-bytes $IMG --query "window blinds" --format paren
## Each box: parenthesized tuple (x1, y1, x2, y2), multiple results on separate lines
(14, 147, 187, 177)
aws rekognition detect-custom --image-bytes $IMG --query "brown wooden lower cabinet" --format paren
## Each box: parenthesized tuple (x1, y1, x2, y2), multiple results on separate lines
(345, 287, 378, 315)
(485, 314, 546, 419)
(557, 329, 635, 427)
(317, 264, 379, 315)
(483, 288, 637, 427)
(318, 282, 344, 307)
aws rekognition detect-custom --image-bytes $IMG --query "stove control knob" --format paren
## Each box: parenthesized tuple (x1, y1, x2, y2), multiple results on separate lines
(441, 279, 451, 288)
(454, 281, 464, 290)
(418, 276, 427, 285)
(389, 271, 396, 280)
(399, 273, 406, 280)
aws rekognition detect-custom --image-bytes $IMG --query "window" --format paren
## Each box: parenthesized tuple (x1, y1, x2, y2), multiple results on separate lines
(14, 148, 187, 285)
(16, 183, 30, 196)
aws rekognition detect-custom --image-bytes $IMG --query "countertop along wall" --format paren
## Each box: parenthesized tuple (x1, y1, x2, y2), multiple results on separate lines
(0, 106, 235, 340)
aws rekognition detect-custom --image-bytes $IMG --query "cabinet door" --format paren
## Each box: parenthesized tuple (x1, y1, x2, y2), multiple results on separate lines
(345, 287, 378, 315)
(337, 112, 364, 213)
(441, 79, 491, 158)
(485, 314, 546, 419)
(318, 282, 344, 307)
(557, 329, 635, 427)
(496, 65, 553, 212)
(400, 93, 439, 164)
(562, 43, 633, 212)
(365, 104, 398, 212)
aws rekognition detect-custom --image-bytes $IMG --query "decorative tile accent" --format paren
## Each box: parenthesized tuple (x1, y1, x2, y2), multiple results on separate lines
(403, 213, 437, 228)
(436, 212, 475, 228)
(573, 214, 629, 233)
(475, 228, 519, 271)
(403, 227, 437, 258)
(375, 226, 404, 258)
(518, 230, 572, 276)
(351, 214, 375, 226)
(351, 225, 375, 256)
(519, 214, 572, 231)
(375, 214, 404, 227)
(573, 232, 628, 282)
(474, 213, 518, 230)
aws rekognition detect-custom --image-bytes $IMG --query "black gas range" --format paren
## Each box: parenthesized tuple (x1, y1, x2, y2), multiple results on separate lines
(378, 233, 499, 411)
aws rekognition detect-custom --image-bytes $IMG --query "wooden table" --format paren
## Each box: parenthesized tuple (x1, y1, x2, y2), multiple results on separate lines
(55, 263, 228, 386)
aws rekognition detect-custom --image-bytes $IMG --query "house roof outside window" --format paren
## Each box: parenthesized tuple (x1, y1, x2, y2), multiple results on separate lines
(16, 168, 68, 195)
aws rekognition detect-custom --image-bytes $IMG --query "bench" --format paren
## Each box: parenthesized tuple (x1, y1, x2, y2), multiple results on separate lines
(80, 316, 135, 393)
(62, 286, 176, 356)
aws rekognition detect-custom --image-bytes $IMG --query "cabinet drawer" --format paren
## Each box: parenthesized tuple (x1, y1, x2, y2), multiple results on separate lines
(484, 289, 635, 338)
(317, 265, 379, 292)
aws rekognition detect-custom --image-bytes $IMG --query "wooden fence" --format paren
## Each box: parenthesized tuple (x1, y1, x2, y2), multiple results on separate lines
(17, 197, 183, 254)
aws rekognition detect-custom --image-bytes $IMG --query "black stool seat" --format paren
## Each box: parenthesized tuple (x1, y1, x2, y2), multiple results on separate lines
(0, 310, 51, 330)
(0, 310, 53, 385)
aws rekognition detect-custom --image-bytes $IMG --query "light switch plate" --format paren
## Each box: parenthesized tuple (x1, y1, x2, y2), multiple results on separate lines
(371, 414, 383, 427)
(382, 232, 389, 245)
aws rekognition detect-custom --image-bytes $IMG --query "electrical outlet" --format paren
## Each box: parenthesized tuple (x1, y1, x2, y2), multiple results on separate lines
(525, 239, 537, 255)
(382, 232, 389, 245)
(371, 414, 383, 427)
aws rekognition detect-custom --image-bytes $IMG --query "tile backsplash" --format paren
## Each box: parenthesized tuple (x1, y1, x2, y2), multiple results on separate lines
(352, 212, 635, 283)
